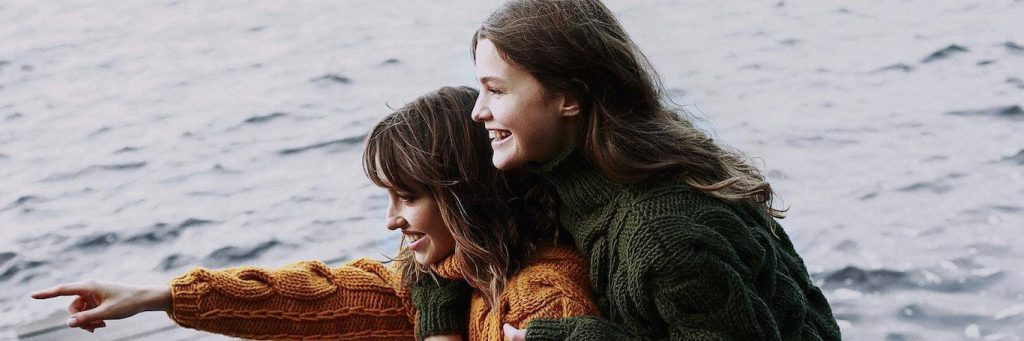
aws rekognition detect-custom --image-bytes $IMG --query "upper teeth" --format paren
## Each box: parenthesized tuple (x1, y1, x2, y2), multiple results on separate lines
(490, 130, 510, 140)
(407, 234, 423, 243)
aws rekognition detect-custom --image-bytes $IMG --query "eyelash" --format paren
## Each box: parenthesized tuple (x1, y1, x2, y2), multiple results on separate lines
(397, 194, 416, 202)
(487, 87, 504, 95)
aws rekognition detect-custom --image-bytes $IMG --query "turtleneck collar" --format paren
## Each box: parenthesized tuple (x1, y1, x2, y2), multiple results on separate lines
(429, 253, 464, 281)
(532, 147, 621, 215)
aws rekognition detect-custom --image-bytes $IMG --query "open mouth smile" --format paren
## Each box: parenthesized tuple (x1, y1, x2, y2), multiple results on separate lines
(404, 231, 427, 250)
(489, 129, 511, 142)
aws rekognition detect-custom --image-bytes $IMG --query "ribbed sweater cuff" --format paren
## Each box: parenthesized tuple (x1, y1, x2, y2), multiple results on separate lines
(411, 277, 471, 339)
(526, 318, 570, 341)
(166, 271, 207, 328)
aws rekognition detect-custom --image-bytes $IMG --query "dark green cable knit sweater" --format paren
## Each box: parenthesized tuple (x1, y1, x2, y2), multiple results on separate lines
(413, 148, 841, 340)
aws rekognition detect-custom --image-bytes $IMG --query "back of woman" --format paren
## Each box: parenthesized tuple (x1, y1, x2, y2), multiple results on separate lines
(532, 150, 837, 340)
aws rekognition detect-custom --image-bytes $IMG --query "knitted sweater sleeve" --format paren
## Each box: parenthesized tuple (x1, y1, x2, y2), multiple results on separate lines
(525, 208, 780, 341)
(166, 258, 416, 340)
(409, 274, 472, 338)
(506, 248, 601, 330)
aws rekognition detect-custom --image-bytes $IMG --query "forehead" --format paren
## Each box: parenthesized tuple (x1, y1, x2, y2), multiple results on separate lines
(474, 38, 519, 82)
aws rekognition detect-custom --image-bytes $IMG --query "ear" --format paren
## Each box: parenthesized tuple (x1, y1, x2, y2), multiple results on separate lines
(558, 93, 580, 117)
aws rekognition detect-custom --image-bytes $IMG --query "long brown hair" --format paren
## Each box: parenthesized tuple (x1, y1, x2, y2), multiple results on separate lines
(472, 0, 786, 219)
(363, 86, 555, 307)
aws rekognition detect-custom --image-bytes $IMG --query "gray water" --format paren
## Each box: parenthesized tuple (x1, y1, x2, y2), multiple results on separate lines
(1, 1, 1022, 340)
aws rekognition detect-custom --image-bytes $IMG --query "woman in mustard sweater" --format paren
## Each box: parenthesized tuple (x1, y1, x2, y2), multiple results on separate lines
(31, 86, 598, 340)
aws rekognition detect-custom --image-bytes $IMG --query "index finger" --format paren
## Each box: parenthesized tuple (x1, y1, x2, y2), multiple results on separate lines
(30, 282, 94, 299)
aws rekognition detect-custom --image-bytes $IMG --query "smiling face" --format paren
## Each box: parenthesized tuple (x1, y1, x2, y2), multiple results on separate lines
(471, 38, 579, 170)
(384, 187, 454, 266)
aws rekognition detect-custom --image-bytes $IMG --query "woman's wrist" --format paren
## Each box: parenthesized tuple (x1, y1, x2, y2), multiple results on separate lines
(142, 285, 172, 312)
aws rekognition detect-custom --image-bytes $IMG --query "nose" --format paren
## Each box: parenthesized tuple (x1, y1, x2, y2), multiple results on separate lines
(386, 215, 407, 231)
(471, 93, 491, 122)
(385, 202, 406, 231)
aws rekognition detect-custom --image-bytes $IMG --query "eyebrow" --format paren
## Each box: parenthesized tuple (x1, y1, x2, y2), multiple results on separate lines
(479, 76, 504, 85)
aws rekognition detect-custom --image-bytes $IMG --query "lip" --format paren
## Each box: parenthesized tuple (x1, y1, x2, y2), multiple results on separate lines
(404, 232, 428, 251)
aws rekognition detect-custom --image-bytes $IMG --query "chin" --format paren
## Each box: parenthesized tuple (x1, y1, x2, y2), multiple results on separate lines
(492, 158, 514, 170)
(413, 252, 431, 266)
(492, 154, 525, 170)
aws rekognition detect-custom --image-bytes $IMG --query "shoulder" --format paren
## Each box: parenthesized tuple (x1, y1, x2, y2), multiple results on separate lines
(624, 177, 738, 221)
(620, 180, 773, 274)
(504, 245, 599, 321)
(509, 245, 589, 291)
(621, 179, 748, 241)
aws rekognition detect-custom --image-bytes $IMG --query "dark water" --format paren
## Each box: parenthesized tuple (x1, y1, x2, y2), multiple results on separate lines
(2, 1, 1022, 340)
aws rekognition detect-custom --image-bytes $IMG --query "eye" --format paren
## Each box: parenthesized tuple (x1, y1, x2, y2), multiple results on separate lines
(486, 87, 505, 95)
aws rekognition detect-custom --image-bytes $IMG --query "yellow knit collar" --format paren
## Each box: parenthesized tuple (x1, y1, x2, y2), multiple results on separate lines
(428, 253, 464, 280)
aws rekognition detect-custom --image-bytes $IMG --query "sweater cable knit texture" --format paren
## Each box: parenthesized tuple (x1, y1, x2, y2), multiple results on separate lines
(167, 245, 598, 340)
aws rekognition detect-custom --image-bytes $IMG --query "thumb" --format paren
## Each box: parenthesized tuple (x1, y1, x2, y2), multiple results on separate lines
(68, 305, 111, 327)
(503, 323, 526, 341)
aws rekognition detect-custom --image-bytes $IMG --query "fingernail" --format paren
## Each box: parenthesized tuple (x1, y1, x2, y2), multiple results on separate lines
(66, 317, 78, 328)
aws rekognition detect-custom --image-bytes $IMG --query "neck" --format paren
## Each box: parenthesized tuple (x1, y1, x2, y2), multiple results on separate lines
(535, 147, 620, 215)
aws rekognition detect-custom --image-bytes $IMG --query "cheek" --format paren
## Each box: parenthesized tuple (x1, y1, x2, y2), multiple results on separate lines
(493, 97, 528, 124)
(489, 102, 509, 123)
(423, 209, 450, 245)
(432, 224, 453, 249)
(518, 105, 562, 139)
(433, 235, 454, 255)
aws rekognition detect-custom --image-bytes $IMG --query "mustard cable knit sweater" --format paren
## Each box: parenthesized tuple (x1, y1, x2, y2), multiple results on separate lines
(166, 245, 598, 340)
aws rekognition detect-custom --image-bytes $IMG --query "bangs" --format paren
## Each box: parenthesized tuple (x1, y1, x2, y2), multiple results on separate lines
(363, 114, 425, 194)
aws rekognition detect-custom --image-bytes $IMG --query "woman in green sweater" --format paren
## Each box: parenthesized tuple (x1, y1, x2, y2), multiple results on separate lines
(412, 0, 842, 340)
